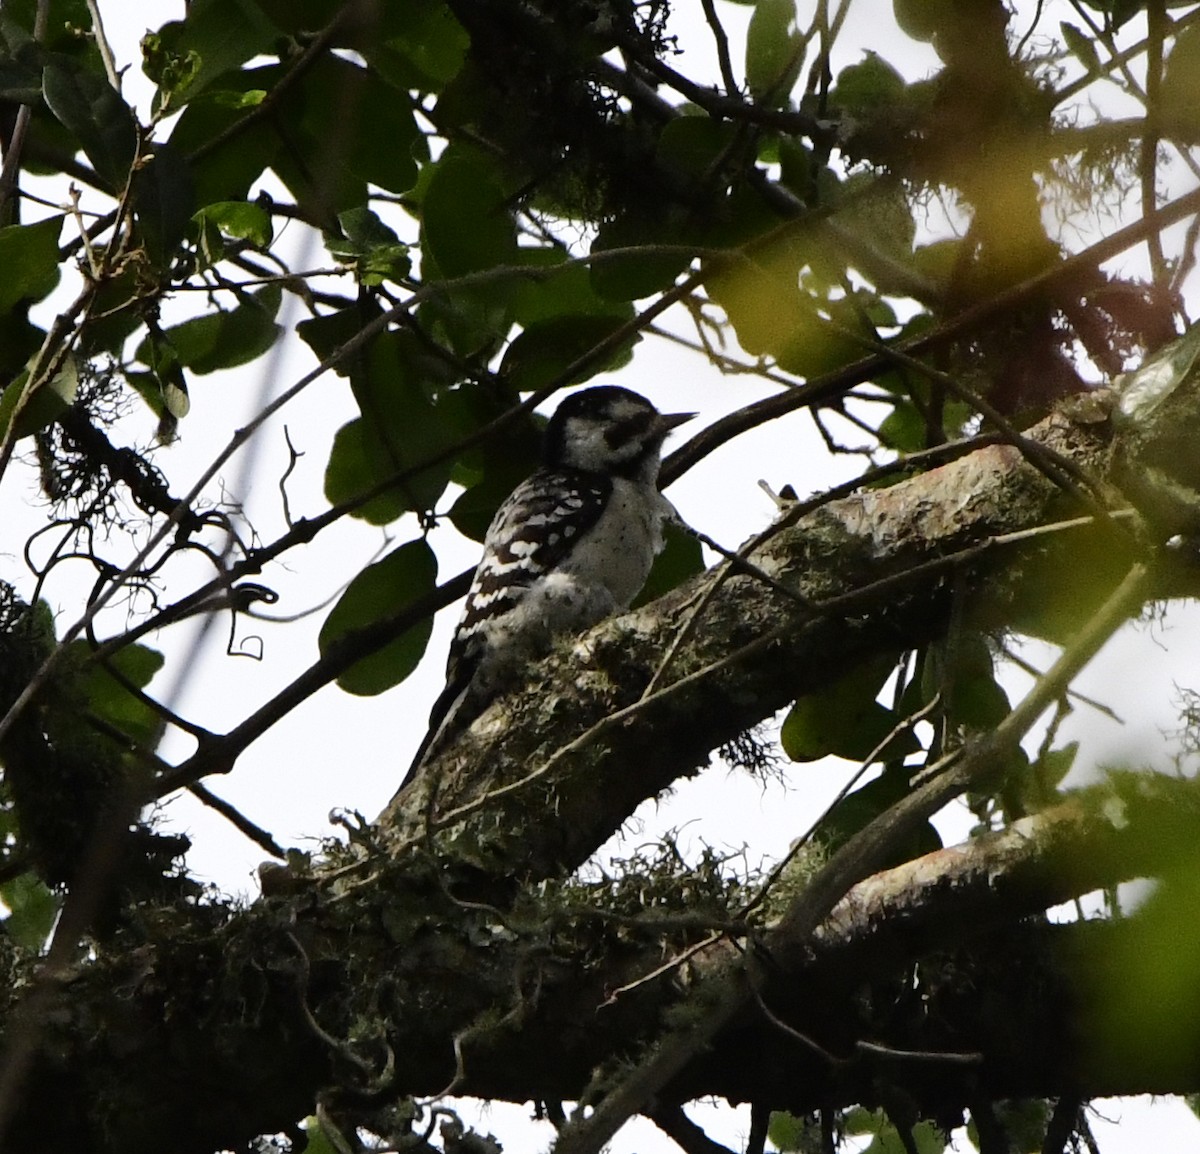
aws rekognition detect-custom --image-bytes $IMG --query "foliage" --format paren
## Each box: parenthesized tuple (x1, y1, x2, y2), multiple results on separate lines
(0, 1, 1198, 1152)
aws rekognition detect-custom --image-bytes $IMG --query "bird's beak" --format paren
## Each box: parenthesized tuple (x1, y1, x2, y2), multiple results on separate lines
(658, 410, 696, 434)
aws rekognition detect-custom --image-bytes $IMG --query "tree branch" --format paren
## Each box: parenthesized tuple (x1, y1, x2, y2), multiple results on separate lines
(9, 358, 1200, 1151)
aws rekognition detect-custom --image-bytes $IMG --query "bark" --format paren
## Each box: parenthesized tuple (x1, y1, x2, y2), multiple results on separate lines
(383, 388, 1134, 878)
(5, 375, 1200, 1153)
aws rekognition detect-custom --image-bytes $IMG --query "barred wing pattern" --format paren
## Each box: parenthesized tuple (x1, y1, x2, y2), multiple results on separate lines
(398, 468, 612, 788)
(445, 468, 612, 691)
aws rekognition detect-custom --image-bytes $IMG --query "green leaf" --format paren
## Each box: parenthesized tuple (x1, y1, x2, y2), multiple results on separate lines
(297, 1115, 341, 1154)
(746, 0, 803, 105)
(369, 0, 468, 87)
(319, 540, 437, 696)
(1, 872, 60, 951)
(657, 116, 740, 179)
(133, 141, 196, 267)
(1114, 315, 1200, 425)
(323, 330, 469, 521)
(910, 238, 962, 286)
(831, 52, 907, 119)
(1035, 741, 1078, 792)
(812, 770, 941, 860)
(448, 462, 531, 543)
(774, 136, 814, 199)
(444, 390, 542, 535)
(143, 0, 281, 109)
(422, 148, 518, 277)
(0, 215, 62, 314)
(926, 634, 1011, 731)
(999, 740, 1080, 816)
(125, 365, 190, 442)
(500, 316, 636, 391)
(321, 60, 421, 196)
(297, 300, 379, 374)
(138, 333, 191, 419)
(1060, 22, 1102, 75)
(3, 0, 104, 69)
(326, 206, 411, 285)
(324, 419, 406, 524)
(844, 1106, 880, 1135)
(417, 276, 514, 359)
(102, 641, 165, 688)
(0, 354, 78, 443)
(864, 1118, 946, 1154)
(782, 695, 920, 764)
(42, 61, 138, 192)
(0, 55, 41, 104)
(246, 1, 329, 35)
(0, 311, 45, 383)
(831, 174, 917, 270)
(951, 664, 1011, 729)
(212, 88, 266, 109)
(164, 65, 281, 206)
(1098, 0, 1146, 32)
(1004, 527, 1139, 646)
(767, 1111, 820, 1153)
(892, 0, 955, 43)
(861, 294, 898, 330)
(137, 284, 282, 375)
(781, 658, 919, 763)
(262, 55, 420, 222)
(773, 299, 864, 380)
(705, 245, 817, 363)
(65, 640, 166, 748)
(339, 206, 401, 248)
(193, 200, 273, 248)
(1087, 864, 1200, 1086)
(632, 522, 704, 607)
(590, 215, 692, 302)
(877, 398, 927, 452)
(508, 248, 629, 328)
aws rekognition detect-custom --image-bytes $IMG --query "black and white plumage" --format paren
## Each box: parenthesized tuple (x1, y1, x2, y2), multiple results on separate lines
(400, 386, 693, 790)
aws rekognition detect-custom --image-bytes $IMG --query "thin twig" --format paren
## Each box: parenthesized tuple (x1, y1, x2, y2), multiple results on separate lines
(849, 331, 1118, 529)
(663, 178, 1200, 486)
(84, 0, 122, 91)
(739, 693, 944, 921)
(641, 522, 815, 701)
(188, 783, 286, 859)
(1142, 1, 1169, 290)
(553, 561, 1153, 1154)
(0, 254, 703, 753)
(748, 980, 840, 1064)
(0, 0, 48, 223)
(1001, 645, 1123, 723)
(854, 1039, 983, 1066)
(601, 932, 723, 1003)
(698, 0, 739, 97)
(404, 514, 1127, 851)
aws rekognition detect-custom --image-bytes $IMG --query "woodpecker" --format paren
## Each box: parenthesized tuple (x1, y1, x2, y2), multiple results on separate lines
(400, 386, 693, 790)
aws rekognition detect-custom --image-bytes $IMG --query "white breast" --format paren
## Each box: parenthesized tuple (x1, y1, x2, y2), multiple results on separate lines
(559, 477, 672, 607)
(464, 478, 674, 703)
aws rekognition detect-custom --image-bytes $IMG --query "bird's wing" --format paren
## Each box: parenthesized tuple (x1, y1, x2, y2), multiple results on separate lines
(397, 469, 611, 793)
(443, 468, 612, 691)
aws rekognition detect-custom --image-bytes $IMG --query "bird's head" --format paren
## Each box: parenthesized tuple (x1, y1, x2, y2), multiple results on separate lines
(543, 386, 694, 480)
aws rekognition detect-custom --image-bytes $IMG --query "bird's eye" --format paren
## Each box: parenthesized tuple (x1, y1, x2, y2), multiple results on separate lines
(604, 410, 653, 448)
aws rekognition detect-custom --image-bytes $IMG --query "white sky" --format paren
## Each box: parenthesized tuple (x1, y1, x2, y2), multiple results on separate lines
(3, 2, 1199, 1150)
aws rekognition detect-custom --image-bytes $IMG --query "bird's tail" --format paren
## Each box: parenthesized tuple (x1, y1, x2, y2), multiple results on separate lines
(394, 677, 473, 798)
